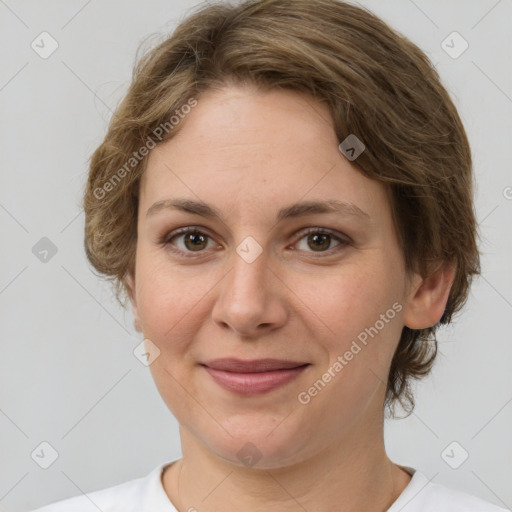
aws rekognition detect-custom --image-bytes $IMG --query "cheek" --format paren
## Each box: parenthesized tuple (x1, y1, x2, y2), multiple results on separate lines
(135, 251, 218, 349)
(294, 265, 404, 422)
(297, 262, 405, 410)
(295, 262, 403, 348)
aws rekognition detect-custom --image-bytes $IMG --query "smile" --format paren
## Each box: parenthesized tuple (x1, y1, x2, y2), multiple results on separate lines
(201, 358, 311, 395)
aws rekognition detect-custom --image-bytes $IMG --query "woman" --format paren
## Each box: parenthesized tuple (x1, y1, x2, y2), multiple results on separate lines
(32, 0, 507, 510)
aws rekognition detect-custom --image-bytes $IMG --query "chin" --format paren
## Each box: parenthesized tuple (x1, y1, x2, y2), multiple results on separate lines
(190, 414, 321, 471)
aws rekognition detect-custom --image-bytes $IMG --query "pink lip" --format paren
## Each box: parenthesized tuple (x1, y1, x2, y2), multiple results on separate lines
(202, 358, 310, 395)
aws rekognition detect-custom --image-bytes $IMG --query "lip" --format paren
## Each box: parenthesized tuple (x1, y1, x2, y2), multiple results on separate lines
(203, 358, 309, 373)
(201, 358, 310, 395)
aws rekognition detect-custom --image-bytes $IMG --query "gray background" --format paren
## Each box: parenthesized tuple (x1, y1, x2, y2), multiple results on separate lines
(0, 0, 511, 510)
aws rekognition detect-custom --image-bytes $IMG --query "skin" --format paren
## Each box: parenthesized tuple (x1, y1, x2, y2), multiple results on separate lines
(127, 84, 455, 511)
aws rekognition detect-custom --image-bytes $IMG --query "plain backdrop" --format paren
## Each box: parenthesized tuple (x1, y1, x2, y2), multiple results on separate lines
(0, 0, 511, 510)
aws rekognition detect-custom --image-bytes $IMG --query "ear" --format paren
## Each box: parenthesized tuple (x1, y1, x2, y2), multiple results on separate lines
(125, 271, 142, 333)
(402, 261, 456, 329)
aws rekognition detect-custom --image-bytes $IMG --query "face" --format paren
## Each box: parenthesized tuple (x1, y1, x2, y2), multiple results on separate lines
(129, 85, 423, 469)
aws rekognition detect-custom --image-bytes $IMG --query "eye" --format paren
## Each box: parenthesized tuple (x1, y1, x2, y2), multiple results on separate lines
(293, 228, 350, 255)
(161, 226, 351, 258)
(163, 227, 219, 255)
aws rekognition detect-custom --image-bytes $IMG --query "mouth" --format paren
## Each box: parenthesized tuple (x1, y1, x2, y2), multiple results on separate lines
(201, 358, 311, 395)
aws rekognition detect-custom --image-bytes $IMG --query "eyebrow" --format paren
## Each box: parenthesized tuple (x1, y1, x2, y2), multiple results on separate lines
(146, 198, 370, 222)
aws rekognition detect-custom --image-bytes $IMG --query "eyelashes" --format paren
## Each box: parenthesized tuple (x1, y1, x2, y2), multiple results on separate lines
(159, 226, 352, 258)
(163, 228, 219, 255)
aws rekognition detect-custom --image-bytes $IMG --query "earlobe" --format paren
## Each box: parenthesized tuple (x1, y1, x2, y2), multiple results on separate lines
(402, 261, 456, 330)
(125, 272, 142, 333)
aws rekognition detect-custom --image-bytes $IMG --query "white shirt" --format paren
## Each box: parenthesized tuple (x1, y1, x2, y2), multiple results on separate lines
(31, 461, 509, 512)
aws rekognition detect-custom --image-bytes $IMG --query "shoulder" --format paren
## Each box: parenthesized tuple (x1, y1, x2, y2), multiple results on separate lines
(30, 475, 150, 512)
(389, 468, 509, 512)
(30, 462, 177, 512)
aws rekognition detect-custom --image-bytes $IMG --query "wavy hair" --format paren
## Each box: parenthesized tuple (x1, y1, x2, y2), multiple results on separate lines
(83, 0, 480, 414)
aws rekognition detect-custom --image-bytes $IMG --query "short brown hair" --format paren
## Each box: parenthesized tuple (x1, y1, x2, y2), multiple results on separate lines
(83, 0, 480, 414)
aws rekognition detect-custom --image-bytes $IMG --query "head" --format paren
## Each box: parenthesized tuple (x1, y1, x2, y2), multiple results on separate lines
(84, 0, 479, 468)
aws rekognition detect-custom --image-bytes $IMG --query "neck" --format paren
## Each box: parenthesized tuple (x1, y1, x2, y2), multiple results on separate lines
(162, 416, 411, 512)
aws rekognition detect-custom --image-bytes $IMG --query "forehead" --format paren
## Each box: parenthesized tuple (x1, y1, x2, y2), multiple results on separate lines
(139, 85, 388, 222)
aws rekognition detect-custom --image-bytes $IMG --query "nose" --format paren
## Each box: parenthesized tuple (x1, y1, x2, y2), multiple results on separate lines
(211, 246, 288, 339)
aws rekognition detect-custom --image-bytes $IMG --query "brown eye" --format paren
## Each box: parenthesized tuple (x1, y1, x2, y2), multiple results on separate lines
(294, 228, 349, 255)
(164, 228, 218, 255)
(306, 233, 332, 251)
(182, 231, 209, 251)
